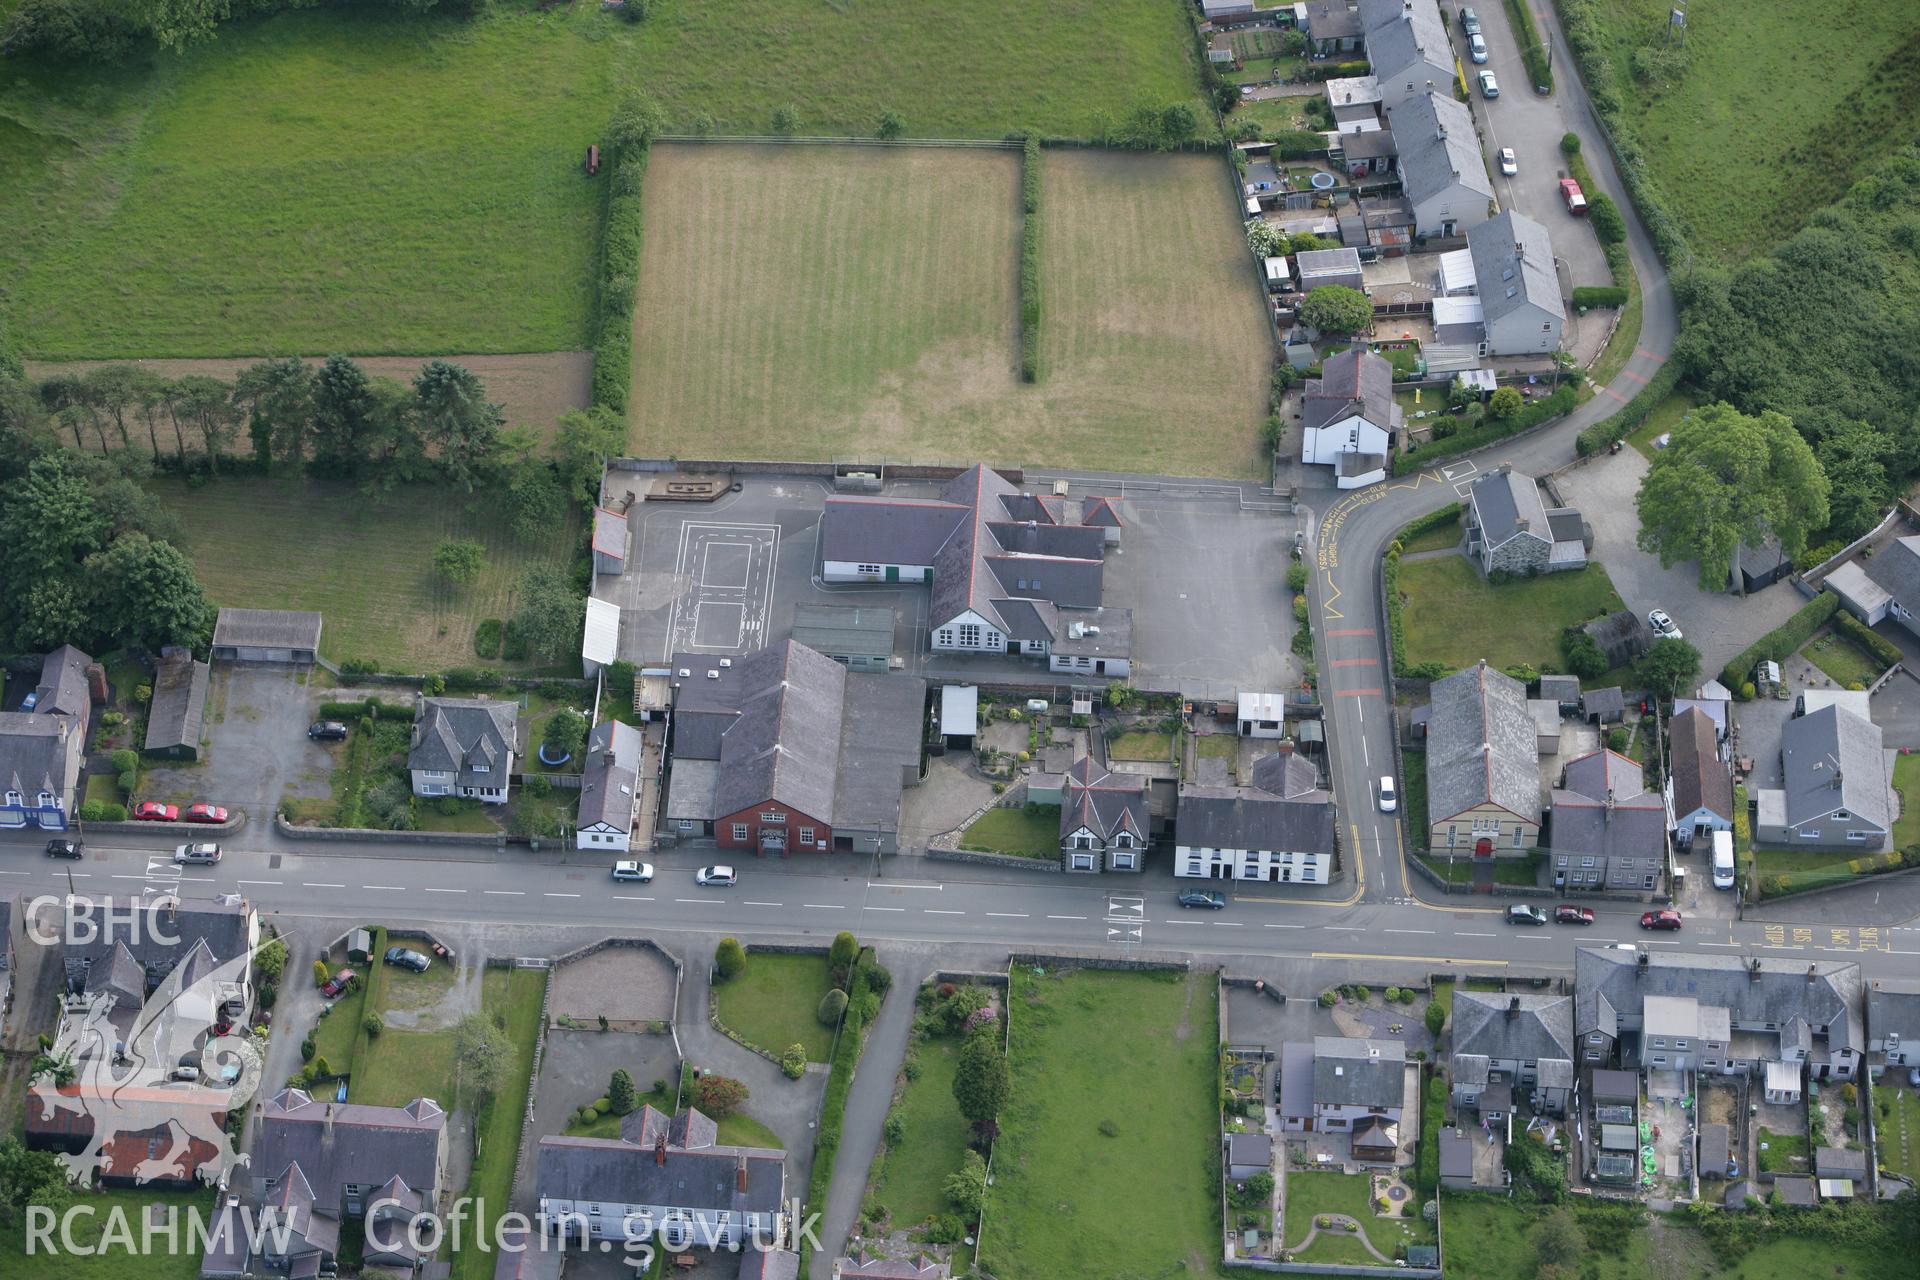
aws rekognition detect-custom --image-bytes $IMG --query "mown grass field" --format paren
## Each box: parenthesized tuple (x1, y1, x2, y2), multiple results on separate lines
(1398, 556, 1626, 674)
(1578, 0, 1920, 259)
(147, 476, 578, 671)
(981, 968, 1217, 1279)
(629, 146, 1271, 477)
(0, 1189, 212, 1280)
(0, 0, 1203, 358)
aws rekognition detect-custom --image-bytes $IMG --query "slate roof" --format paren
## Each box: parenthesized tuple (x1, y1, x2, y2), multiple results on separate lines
(1590, 1068, 1639, 1104)
(1061, 756, 1148, 844)
(1452, 991, 1573, 1064)
(1312, 1035, 1405, 1108)
(212, 608, 322, 651)
(1581, 687, 1626, 722)
(1340, 129, 1400, 161)
(1295, 246, 1365, 285)
(738, 1249, 804, 1280)
(1774, 1176, 1817, 1206)
(1176, 754, 1335, 855)
(1469, 467, 1549, 548)
(1551, 749, 1667, 859)
(1669, 707, 1732, 823)
(1780, 705, 1889, 834)
(1537, 1058, 1574, 1091)
(577, 718, 642, 833)
(251, 1090, 445, 1213)
(1425, 663, 1540, 826)
(1438, 1129, 1474, 1180)
(819, 496, 969, 568)
(791, 603, 894, 663)
(535, 1130, 785, 1215)
(1469, 211, 1561, 326)
(1390, 92, 1493, 212)
(1699, 1123, 1731, 1176)
(1673, 696, 1728, 739)
(145, 652, 209, 754)
(1573, 948, 1863, 1061)
(1361, 0, 1452, 88)
(832, 668, 926, 832)
(63, 896, 251, 998)
(1863, 534, 1920, 609)
(1538, 674, 1580, 707)
(834, 1254, 945, 1279)
(1305, 1, 1365, 39)
(1867, 979, 1920, 1047)
(709, 641, 846, 824)
(1816, 1146, 1866, 1179)
(1278, 1042, 1316, 1124)
(1227, 1132, 1273, 1169)
(1303, 347, 1398, 436)
(34, 644, 93, 719)
(0, 712, 83, 806)
(408, 698, 519, 788)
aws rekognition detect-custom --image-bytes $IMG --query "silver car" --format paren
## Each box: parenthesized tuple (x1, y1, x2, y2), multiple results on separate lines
(695, 865, 738, 888)
(1469, 33, 1488, 63)
(174, 842, 221, 865)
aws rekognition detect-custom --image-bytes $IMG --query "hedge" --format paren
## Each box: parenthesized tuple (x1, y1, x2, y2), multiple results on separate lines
(1393, 385, 1577, 474)
(1398, 502, 1463, 544)
(800, 950, 880, 1275)
(1301, 59, 1371, 82)
(1833, 607, 1902, 671)
(1019, 135, 1042, 383)
(592, 143, 650, 412)
(1574, 360, 1682, 456)
(1384, 543, 1407, 672)
(1268, 129, 1327, 159)
(344, 925, 390, 1074)
(1573, 285, 1628, 309)
(1505, 0, 1552, 92)
(1588, 194, 1626, 246)
(1720, 593, 1839, 692)
(317, 698, 414, 721)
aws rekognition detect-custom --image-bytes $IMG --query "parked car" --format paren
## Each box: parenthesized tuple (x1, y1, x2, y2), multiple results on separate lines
(1499, 147, 1518, 176)
(1640, 909, 1684, 931)
(1460, 7, 1480, 35)
(1555, 904, 1596, 925)
(184, 803, 228, 824)
(1712, 830, 1736, 890)
(383, 947, 431, 973)
(320, 967, 357, 998)
(695, 865, 738, 888)
(169, 1066, 201, 1083)
(1178, 889, 1228, 910)
(1559, 177, 1588, 214)
(174, 842, 221, 865)
(611, 861, 655, 883)
(1469, 33, 1489, 63)
(46, 838, 83, 860)
(1378, 776, 1397, 812)
(1506, 905, 1549, 926)
(133, 801, 179, 822)
(1647, 608, 1681, 639)
(1478, 70, 1499, 98)
(307, 721, 349, 741)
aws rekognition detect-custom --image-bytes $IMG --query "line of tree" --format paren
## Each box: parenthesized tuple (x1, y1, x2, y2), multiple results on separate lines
(2, 0, 488, 63)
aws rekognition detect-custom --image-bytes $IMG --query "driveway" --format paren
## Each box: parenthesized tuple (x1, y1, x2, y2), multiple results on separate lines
(142, 665, 331, 820)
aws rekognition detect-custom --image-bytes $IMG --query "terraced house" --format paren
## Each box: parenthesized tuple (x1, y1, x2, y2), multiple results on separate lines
(0, 645, 93, 831)
(1173, 752, 1337, 884)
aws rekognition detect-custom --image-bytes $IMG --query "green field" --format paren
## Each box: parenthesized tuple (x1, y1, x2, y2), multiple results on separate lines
(0, 1, 1203, 359)
(981, 968, 1218, 1279)
(873, 1034, 972, 1230)
(148, 475, 578, 671)
(713, 951, 839, 1063)
(1897, 754, 1920, 849)
(0, 1189, 213, 1280)
(961, 805, 1062, 860)
(1398, 556, 1626, 674)
(628, 145, 1272, 477)
(1624, 389, 1699, 459)
(1574, 0, 1920, 259)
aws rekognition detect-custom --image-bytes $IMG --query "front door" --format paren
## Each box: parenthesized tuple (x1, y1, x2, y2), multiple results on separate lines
(759, 830, 787, 857)
(885, 566, 899, 583)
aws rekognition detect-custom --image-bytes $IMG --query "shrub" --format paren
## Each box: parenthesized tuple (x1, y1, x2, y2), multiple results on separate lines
(884, 1113, 904, 1145)
(695, 1073, 749, 1118)
(828, 930, 860, 979)
(116, 769, 137, 795)
(608, 1069, 636, 1116)
(110, 748, 138, 775)
(1425, 1000, 1446, 1035)
(300, 1037, 316, 1063)
(313, 959, 331, 987)
(818, 989, 850, 1027)
(1560, 132, 1581, 156)
(714, 937, 746, 980)
(1397, 385, 1578, 472)
(1287, 561, 1308, 591)
(363, 1011, 383, 1038)
(310, 1055, 332, 1079)
(1588, 195, 1626, 246)
(1833, 609, 1902, 670)
(1573, 285, 1628, 309)
(865, 963, 892, 994)
(1267, 129, 1327, 159)
(473, 618, 503, 659)
(1318, 991, 1336, 1008)
(1487, 386, 1524, 420)
(781, 1044, 807, 1080)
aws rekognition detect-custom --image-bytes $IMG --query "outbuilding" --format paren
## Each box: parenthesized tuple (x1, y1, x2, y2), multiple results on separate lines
(939, 685, 979, 749)
(792, 603, 895, 674)
(582, 597, 620, 678)
(210, 608, 322, 665)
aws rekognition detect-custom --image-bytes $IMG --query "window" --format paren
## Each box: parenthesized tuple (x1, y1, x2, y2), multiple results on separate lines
(1113, 852, 1136, 869)
(1502, 266, 1515, 281)
(3, 790, 20, 806)
(760, 811, 784, 823)
(1075, 834, 1093, 850)
(958, 624, 982, 647)
(1652, 1038, 1666, 1049)
(798, 827, 814, 845)
(936, 629, 954, 646)
(1505, 285, 1518, 299)
(1846, 831, 1870, 842)
(1833, 811, 1849, 821)
(471, 763, 489, 773)
(1652, 1055, 1667, 1066)
(1185, 857, 1203, 875)
(1115, 833, 1133, 849)
(1071, 853, 1095, 870)
(1580, 856, 1595, 868)
(1542, 322, 1553, 332)
(857, 563, 881, 574)
(731, 824, 748, 841)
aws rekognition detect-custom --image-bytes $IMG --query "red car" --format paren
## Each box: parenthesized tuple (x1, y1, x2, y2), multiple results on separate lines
(184, 804, 228, 824)
(132, 801, 179, 822)
(320, 968, 358, 999)
(1640, 909, 1684, 931)
(1555, 905, 1595, 925)
(1559, 177, 1588, 214)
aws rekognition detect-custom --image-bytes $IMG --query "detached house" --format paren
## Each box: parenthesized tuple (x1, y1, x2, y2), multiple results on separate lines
(1387, 91, 1492, 239)
(1451, 992, 1575, 1115)
(576, 719, 643, 852)
(1285, 1036, 1409, 1163)
(1826, 534, 1920, 640)
(1423, 662, 1541, 855)
(1548, 749, 1668, 895)
(1174, 752, 1337, 885)
(1301, 348, 1401, 490)
(0, 644, 94, 831)
(1667, 706, 1734, 851)
(1360, 0, 1455, 113)
(1059, 757, 1149, 873)
(1463, 465, 1587, 575)
(408, 697, 520, 804)
(1754, 705, 1892, 851)
(1866, 979, 1920, 1068)
(1468, 211, 1564, 355)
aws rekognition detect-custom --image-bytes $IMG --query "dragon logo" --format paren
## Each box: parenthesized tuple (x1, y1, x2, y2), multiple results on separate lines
(32, 919, 264, 1190)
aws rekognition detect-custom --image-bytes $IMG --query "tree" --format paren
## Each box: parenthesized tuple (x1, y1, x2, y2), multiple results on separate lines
(314, 958, 330, 987)
(1532, 1206, 1586, 1268)
(511, 566, 585, 662)
(553, 405, 626, 504)
(0, 1136, 73, 1226)
(1558, 627, 1609, 680)
(694, 1073, 748, 1118)
(1636, 636, 1702, 701)
(1636, 402, 1830, 592)
(235, 357, 315, 471)
(254, 937, 288, 982)
(607, 1068, 637, 1117)
(945, 1149, 988, 1217)
(1487, 386, 1524, 420)
(714, 937, 747, 980)
(0, 453, 110, 585)
(818, 988, 849, 1027)
(310, 354, 377, 477)
(876, 110, 905, 140)
(171, 375, 238, 473)
(28, 1051, 75, 1087)
(453, 1012, 512, 1097)
(1246, 219, 1286, 258)
(771, 104, 798, 136)
(1424, 999, 1446, 1036)
(828, 930, 859, 978)
(506, 459, 567, 541)
(413, 360, 502, 493)
(1297, 286, 1372, 335)
(952, 1029, 1010, 1128)
(86, 365, 142, 452)
(605, 89, 666, 157)
(432, 538, 486, 586)
(1816, 418, 1895, 542)
(542, 708, 587, 760)
(83, 533, 215, 652)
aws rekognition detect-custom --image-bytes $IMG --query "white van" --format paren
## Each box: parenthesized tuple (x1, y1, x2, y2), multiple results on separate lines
(1711, 829, 1736, 890)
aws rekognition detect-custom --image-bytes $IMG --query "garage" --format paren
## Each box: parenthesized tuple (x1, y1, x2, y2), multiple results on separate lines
(210, 608, 324, 665)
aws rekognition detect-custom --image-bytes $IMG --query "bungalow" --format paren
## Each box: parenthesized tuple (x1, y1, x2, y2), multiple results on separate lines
(1666, 706, 1733, 851)
(1360, 0, 1455, 113)
(1174, 752, 1336, 885)
(1469, 211, 1564, 356)
(1462, 465, 1587, 575)
(210, 608, 322, 664)
(576, 719, 643, 852)
(0, 645, 94, 831)
(1827, 534, 1920, 639)
(408, 697, 520, 805)
(1548, 749, 1668, 895)
(1059, 756, 1149, 873)
(1301, 347, 1401, 490)
(1866, 979, 1920, 1067)
(1424, 662, 1542, 855)
(1753, 705, 1891, 851)
(1387, 91, 1492, 239)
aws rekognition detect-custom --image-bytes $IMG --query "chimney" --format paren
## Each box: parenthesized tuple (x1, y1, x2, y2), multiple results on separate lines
(1637, 951, 1650, 974)
(604, 750, 617, 767)
(324, 1104, 334, 1141)
(1515, 516, 1530, 532)
(1506, 996, 1519, 1020)
(1515, 240, 1526, 259)
(655, 1133, 668, 1167)
(1749, 957, 1762, 982)
(1830, 767, 1843, 790)
(1808, 964, 1818, 985)
(736, 1155, 748, 1192)
(1604, 788, 1615, 820)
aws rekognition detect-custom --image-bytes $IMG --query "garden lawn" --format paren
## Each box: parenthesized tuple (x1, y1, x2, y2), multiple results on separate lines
(1757, 1127, 1807, 1173)
(1624, 389, 1698, 459)
(714, 952, 838, 1063)
(1878, 1086, 1920, 1182)
(981, 968, 1217, 1279)
(961, 805, 1062, 860)
(1799, 629, 1883, 690)
(148, 476, 578, 672)
(0, 1188, 213, 1280)
(1228, 95, 1312, 138)
(1107, 730, 1175, 761)
(0, 1, 1204, 358)
(1417, 852, 1543, 886)
(450, 967, 547, 1280)
(874, 1035, 971, 1229)
(310, 978, 367, 1077)
(1282, 1171, 1431, 1263)
(1398, 556, 1625, 674)
(1398, 513, 1462, 555)
(1897, 754, 1920, 849)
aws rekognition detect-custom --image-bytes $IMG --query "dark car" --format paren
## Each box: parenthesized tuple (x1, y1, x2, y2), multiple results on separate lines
(184, 803, 228, 824)
(1505, 905, 1548, 926)
(320, 967, 357, 998)
(1460, 6, 1481, 35)
(308, 721, 349, 742)
(1555, 905, 1596, 925)
(46, 838, 83, 859)
(1177, 889, 1228, 910)
(1640, 909, 1684, 931)
(384, 947, 431, 973)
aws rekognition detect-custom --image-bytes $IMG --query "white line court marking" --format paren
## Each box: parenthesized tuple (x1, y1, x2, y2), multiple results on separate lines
(925, 909, 965, 915)
(363, 884, 405, 891)
(744, 901, 783, 907)
(237, 880, 281, 886)
(484, 890, 524, 896)
(423, 888, 465, 894)
(1046, 914, 1086, 920)
(1384, 929, 1434, 934)
(986, 912, 1027, 918)
(544, 893, 581, 899)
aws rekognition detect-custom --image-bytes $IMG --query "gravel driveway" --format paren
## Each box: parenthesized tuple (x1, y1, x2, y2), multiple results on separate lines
(142, 665, 332, 819)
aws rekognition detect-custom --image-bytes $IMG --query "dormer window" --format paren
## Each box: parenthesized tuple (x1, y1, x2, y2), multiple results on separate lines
(4, 791, 21, 807)
(471, 763, 489, 773)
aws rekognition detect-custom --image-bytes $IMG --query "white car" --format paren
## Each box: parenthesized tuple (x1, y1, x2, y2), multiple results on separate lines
(1498, 147, 1518, 176)
(174, 842, 221, 865)
(1469, 33, 1489, 63)
(611, 860, 654, 883)
(1478, 70, 1500, 99)
(1648, 609, 1681, 639)
(695, 865, 738, 888)
(1378, 776, 1398, 813)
